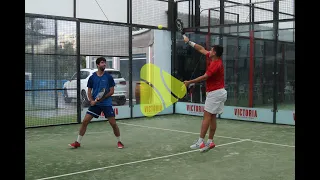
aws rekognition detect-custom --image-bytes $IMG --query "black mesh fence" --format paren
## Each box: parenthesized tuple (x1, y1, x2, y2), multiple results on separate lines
(176, 31, 294, 109)
(25, 14, 132, 128)
(132, 0, 168, 27)
(199, 0, 221, 26)
(175, 0, 294, 110)
(80, 23, 129, 56)
(25, 16, 78, 127)
(279, 0, 294, 19)
(25, 0, 294, 127)
(177, 0, 190, 27)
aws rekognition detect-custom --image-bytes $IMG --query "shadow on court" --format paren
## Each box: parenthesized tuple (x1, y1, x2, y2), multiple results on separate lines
(25, 114, 295, 180)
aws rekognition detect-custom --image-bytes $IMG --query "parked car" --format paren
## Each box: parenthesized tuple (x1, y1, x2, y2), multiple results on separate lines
(25, 72, 32, 80)
(63, 68, 127, 106)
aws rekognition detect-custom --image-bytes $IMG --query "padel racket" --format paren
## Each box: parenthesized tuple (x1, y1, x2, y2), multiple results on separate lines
(176, 18, 185, 35)
(95, 88, 106, 101)
(176, 18, 189, 43)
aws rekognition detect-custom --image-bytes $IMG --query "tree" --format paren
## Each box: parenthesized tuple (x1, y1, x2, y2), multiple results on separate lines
(25, 17, 49, 47)
(57, 42, 88, 80)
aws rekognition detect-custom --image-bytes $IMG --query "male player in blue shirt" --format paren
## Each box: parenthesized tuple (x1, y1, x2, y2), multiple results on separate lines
(69, 57, 124, 149)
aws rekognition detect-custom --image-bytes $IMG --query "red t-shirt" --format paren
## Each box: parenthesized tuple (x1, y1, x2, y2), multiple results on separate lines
(205, 52, 224, 92)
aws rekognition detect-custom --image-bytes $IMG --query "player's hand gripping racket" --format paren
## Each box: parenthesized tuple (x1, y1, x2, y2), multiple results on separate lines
(95, 88, 107, 101)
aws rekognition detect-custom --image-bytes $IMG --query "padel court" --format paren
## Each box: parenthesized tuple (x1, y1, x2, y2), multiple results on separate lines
(26, 114, 294, 180)
(25, 0, 295, 179)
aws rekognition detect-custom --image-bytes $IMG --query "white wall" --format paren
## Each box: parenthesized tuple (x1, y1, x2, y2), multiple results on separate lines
(153, 30, 172, 74)
(152, 29, 172, 106)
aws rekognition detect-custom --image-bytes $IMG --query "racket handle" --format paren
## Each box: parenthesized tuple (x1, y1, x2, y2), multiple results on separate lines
(182, 34, 187, 39)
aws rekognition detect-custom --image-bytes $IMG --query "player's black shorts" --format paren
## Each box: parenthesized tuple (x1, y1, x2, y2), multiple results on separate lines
(87, 105, 115, 118)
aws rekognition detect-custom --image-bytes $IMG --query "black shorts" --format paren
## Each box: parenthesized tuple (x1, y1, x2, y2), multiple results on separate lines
(87, 105, 115, 118)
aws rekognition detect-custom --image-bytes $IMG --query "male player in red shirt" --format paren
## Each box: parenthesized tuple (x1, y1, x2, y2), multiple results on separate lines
(183, 35, 227, 152)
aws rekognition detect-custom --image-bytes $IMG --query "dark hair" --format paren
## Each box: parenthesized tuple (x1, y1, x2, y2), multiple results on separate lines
(96, 57, 106, 64)
(212, 45, 223, 57)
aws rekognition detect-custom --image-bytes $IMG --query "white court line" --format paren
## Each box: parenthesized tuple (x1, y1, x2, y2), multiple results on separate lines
(249, 140, 295, 148)
(117, 122, 243, 140)
(26, 122, 295, 148)
(35, 139, 248, 180)
(117, 122, 295, 148)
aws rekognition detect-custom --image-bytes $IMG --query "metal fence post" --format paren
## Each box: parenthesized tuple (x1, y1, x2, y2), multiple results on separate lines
(272, 0, 279, 124)
(76, 20, 81, 124)
(128, 0, 133, 118)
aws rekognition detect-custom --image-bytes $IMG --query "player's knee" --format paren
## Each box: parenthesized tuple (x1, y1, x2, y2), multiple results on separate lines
(82, 119, 90, 126)
(83, 114, 93, 125)
(110, 122, 117, 129)
(203, 110, 212, 120)
(108, 118, 117, 126)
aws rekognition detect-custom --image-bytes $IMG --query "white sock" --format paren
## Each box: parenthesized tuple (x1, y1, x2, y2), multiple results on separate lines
(197, 138, 204, 144)
(117, 136, 121, 142)
(207, 139, 213, 143)
(77, 135, 83, 143)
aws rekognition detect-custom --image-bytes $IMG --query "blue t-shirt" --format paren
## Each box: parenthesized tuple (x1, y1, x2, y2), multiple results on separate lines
(87, 72, 115, 106)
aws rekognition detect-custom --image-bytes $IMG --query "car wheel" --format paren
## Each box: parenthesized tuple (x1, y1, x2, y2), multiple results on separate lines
(64, 89, 72, 103)
(81, 90, 90, 107)
(117, 99, 126, 106)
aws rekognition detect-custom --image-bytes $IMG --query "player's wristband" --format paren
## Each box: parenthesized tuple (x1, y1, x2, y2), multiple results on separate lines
(182, 34, 196, 47)
(187, 41, 196, 48)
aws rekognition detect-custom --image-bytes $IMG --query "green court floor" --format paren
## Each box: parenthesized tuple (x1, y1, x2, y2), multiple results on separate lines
(25, 114, 295, 180)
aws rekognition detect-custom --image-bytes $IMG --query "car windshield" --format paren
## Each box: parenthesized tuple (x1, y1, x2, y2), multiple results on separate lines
(106, 71, 122, 79)
(80, 71, 90, 79)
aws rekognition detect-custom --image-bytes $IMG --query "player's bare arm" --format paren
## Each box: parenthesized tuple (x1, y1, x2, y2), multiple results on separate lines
(183, 35, 209, 55)
(184, 58, 221, 88)
(96, 87, 114, 102)
(184, 74, 208, 87)
(87, 87, 94, 101)
(88, 87, 97, 106)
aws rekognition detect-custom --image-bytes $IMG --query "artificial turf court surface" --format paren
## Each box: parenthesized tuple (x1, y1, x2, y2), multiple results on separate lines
(26, 114, 295, 180)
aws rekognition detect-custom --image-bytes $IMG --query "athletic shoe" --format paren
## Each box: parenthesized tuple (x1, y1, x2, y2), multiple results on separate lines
(69, 141, 81, 148)
(200, 142, 216, 152)
(117, 141, 124, 149)
(190, 140, 205, 149)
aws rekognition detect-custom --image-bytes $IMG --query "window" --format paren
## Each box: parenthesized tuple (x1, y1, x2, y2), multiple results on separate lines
(71, 72, 77, 80)
(90, 57, 113, 69)
(106, 71, 122, 79)
(80, 71, 90, 79)
(119, 54, 147, 81)
(132, 59, 146, 81)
